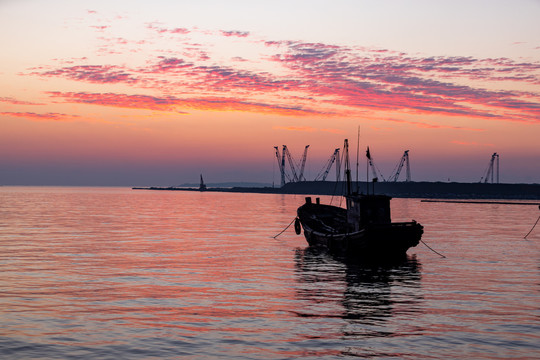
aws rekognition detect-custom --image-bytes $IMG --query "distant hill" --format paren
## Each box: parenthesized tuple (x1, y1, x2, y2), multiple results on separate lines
(178, 181, 274, 188)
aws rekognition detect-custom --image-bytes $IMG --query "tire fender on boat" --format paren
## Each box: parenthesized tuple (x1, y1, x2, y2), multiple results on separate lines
(294, 218, 301, 235)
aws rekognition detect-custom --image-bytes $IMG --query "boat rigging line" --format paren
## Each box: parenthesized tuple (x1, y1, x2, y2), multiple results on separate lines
(524, 205, 540, 239)
(329, 142, 349, 207)
(420, 239, 446, 258)
(272, 217, 297, 239)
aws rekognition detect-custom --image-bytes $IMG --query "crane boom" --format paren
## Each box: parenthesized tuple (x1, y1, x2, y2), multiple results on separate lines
(274, 145, 310, 185)
(389, 150, 410, 182)
(405, 151, 411, 182)
(481, 152, 499, 183)
(315, 148, 340, 181)
(366, 147, 385, 182)
(283, 145, 300, 182)
(274, 146, 285, 187)
(298, 145, 310, 181)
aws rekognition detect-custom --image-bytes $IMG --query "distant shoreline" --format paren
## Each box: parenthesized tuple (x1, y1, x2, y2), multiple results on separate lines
(133, 180, 540, 200)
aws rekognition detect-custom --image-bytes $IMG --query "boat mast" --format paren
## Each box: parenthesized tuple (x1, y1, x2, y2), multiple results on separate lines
(344, 139, 352, 196)
(356, 126, 360, 193)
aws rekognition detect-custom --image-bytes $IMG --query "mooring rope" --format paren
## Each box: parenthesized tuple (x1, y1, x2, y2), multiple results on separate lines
(524, 208, 540, 239)
(273, 217, 296, 239)
(420, 239, 446, 258)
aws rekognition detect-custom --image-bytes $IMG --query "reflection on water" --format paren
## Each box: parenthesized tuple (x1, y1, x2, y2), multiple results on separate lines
(1, 187, 540, 359)
(294, 248, 424, 353)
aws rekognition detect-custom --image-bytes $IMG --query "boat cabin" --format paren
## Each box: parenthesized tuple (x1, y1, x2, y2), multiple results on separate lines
(346, 194, 391, 231)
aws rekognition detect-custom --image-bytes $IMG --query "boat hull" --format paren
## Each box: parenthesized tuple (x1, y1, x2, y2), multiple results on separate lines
(297, 203, 423, 259)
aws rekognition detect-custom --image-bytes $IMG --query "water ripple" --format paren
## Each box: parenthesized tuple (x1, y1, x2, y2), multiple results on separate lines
(1, 187, 539, 359)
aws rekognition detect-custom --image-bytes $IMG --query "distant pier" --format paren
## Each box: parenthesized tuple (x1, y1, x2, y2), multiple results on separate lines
(133, 181, 540, 200)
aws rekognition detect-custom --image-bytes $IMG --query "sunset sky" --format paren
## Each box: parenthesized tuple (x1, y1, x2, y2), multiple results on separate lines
(1, 0, 539, 186)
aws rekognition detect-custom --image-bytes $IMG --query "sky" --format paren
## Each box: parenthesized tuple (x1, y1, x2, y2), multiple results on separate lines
(1, 0, 539, 186)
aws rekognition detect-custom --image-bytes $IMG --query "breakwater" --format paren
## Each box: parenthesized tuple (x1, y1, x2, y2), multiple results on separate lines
(134, 181, 540, 200)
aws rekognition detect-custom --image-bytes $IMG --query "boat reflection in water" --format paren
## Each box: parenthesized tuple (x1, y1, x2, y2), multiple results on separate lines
(293, 247, 424, 356)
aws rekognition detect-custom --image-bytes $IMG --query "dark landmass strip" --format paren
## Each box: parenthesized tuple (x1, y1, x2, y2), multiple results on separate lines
(421, 200, 540, 206)
(178, 181, 273, 188)
(133, 181, 540, 200)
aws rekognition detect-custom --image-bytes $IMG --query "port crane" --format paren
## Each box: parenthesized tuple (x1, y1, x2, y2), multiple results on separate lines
(274, 146, 289, 187)
(366, 147, 386, 182)
(315, 148, 340, 181)
(480, 152, 499, 183)
(274, 145, 309, 186)
(388, 150, 411, 182)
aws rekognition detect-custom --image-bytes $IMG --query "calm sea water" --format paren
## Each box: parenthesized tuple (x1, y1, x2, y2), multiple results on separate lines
(1, 186, 539, 359)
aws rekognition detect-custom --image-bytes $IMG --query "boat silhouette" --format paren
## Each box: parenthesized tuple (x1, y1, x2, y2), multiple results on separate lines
(295, 139, 424, 260)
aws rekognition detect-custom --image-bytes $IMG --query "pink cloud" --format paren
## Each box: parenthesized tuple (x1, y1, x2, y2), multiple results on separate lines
(48, 92, 182, 112)
(1, 112, 80, 121)
(268, 41, 540, 120)
(147, 57, 194, 73)
(26, 31, 540, 122)
(220, 30, 249, 38)
(231, 57, 248, 62)
(146, 23, 190, 35)
(91, 25, 108, 31)
(47, 92, 326, 117)
(170, 28, 190, 34)
(0, 97, 44, 105)
(36, 65, 138, 84)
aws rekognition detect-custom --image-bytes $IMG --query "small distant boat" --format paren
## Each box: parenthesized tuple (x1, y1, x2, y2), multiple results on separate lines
(199, 174, 207, 191)
(295, 139, 423, 259)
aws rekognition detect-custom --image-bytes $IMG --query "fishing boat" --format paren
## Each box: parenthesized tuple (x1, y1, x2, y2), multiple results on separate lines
(295, 139, 423, 259)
